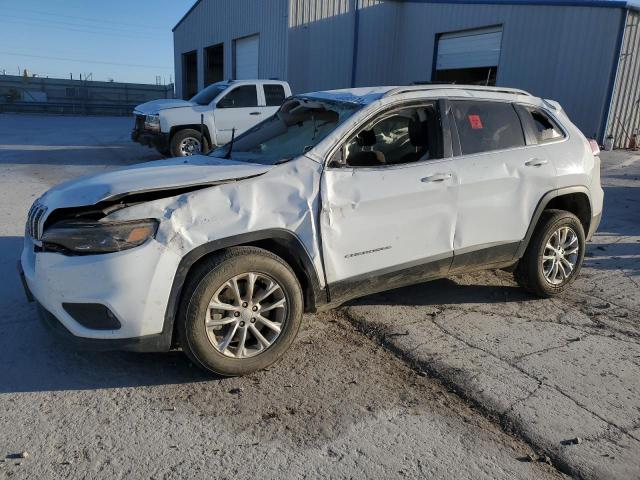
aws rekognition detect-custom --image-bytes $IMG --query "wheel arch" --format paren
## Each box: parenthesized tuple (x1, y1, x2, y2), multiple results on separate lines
(162, 229, 327, 348)
(517, 186, 593, 258)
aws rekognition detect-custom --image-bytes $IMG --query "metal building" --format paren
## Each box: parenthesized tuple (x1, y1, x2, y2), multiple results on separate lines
(173, 0, 640, 146)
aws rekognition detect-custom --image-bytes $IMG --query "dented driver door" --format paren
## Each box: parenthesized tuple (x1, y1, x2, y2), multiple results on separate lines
(320, 158, 457, 301)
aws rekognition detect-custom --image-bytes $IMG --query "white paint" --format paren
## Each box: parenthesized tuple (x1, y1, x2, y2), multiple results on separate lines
(452, 145, 557, 249)
(38, 156, 274, 212)
(321, 158, 457, 283)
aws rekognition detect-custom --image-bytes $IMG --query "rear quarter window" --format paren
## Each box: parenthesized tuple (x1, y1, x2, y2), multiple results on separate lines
(264, 84, 286, 107)
(519, 106, 566, 144)
(451, 100, 525, 155)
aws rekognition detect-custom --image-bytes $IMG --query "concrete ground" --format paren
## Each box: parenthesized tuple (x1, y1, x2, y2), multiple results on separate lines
(0, 114, 563, 479)
(0, 113, 635, 479)
(344, 150, 640, 480)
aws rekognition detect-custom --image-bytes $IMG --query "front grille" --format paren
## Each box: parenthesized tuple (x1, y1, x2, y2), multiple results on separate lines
(26, 201, 47, 240)
(134, 114, 146, 133)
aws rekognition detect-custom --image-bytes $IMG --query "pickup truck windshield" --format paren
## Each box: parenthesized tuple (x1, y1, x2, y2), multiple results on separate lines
(191, 83, 228, 105)
(208, 98, 362, 165)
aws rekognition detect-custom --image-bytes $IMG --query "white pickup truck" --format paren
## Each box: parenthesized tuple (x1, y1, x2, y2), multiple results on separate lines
(132, 79, 292, 157)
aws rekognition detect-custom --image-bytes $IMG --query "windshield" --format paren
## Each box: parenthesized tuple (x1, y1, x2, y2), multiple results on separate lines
(190, 82, 228, 105)
(209, 97, 362, 165)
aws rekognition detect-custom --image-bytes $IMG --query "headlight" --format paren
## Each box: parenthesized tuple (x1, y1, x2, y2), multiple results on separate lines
(41, 219, 158, 254)
(144, 114, 160, 131)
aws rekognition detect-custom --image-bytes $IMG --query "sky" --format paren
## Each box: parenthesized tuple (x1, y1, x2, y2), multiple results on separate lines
(0, 0, 194, 85)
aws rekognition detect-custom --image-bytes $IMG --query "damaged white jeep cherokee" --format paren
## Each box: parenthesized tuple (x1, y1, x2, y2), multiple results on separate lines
(20, 85, 603, 376)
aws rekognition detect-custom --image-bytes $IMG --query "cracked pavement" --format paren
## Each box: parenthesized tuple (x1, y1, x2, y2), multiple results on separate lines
(0, 114, 565, 480)
(343, 150, 640, 479)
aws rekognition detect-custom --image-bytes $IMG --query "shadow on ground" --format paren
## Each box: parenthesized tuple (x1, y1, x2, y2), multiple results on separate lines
(347, 277, 535, 308)
(0, 236, 214, 394)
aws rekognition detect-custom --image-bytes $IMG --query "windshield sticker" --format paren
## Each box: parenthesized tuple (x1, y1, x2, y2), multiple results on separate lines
(468, 115, 483, 130)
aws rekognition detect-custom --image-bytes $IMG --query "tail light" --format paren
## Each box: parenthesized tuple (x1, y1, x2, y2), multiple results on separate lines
(588, 139, 600, 156)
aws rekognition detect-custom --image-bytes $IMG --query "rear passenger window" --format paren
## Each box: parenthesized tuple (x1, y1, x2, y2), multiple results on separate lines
(522, 107, 565, 144)
(452, 100, 525, 155)
(264, 84, 286, 106)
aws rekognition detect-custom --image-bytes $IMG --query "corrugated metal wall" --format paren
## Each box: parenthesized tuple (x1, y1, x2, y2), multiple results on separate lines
(287, 0, 356, 92)
(173, 0, 289, 98)
(353, 1, 401, 87)
(608, 10, 640, 148)
(286, 0, 400, 92)
(388, 3, 624, 141)
(173, 0, 625, 140)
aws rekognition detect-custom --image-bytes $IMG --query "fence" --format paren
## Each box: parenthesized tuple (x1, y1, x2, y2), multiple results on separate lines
(0, 74, 174, 116)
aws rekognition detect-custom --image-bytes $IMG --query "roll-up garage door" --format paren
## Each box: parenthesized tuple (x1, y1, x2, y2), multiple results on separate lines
(436, 26, 503, 71)
(234, 34, 259, 80)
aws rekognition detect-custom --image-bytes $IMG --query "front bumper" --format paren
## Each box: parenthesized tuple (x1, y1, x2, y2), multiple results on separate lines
(131, 130, 169, 151)
(35, 302, 169, 352)
(20, 236, 182, 352)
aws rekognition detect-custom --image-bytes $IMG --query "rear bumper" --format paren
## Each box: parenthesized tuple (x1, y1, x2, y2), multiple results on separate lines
(587, 211, 602, 241)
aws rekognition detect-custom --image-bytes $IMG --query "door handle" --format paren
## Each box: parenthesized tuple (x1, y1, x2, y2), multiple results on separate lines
(525, 158, 549, 167)
(250, 111, 262, 116)
(421, 173, 452, 183)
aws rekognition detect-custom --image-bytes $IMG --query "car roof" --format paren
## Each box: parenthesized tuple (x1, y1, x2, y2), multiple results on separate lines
(230, 79, 288, 85)
(304, 84, 535, 105)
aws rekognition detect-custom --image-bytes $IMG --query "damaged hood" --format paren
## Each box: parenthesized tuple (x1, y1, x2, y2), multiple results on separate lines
(39, 156, 273, 210)
(134, 98, 195, 114)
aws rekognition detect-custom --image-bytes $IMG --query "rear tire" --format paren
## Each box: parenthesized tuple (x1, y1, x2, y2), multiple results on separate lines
(170, 129, 209, 157)
(515, 209, 585, 297)
(178, 247, 304, 376)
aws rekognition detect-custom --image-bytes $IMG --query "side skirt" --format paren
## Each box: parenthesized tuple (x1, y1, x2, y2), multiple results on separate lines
(325, 242, 520, 309)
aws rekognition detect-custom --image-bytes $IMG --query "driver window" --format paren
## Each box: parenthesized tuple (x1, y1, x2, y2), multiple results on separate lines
(345, 104, 442, 167)
(217, 85, 258, 108)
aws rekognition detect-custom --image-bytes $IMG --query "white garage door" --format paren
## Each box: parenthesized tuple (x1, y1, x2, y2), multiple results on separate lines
(436, 27, 503, 70)
(235, 34, 259, 80)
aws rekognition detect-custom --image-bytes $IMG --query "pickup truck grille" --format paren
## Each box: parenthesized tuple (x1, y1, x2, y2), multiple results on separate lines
(133, 114, 146, 133)
(26, 201, 47, 240)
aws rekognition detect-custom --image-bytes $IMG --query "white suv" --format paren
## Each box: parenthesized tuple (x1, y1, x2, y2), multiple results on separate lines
(20, 85, 603, 376)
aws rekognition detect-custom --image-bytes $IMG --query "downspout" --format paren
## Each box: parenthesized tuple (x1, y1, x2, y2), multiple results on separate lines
(600, 8, 629, 144)
(350, 0, 361, 88)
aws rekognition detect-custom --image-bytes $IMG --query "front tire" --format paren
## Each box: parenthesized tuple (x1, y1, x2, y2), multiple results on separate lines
(170, 129, 209, 157)
(178, 247, 304, 376)
(515, 209, 585, 297)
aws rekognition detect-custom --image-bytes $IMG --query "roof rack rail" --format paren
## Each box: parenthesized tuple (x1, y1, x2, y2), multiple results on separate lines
(385, 85, 532, 97)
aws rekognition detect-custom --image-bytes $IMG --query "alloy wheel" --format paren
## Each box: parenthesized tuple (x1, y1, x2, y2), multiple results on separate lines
(542, 226, 580, 285)
(204, 272, 287, 358)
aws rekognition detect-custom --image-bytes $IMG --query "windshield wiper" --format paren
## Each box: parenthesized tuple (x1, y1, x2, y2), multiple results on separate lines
(224, 127, 236, 159)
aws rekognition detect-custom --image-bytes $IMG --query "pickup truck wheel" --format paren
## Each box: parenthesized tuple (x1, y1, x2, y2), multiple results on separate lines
(170, 129, 209, 157)
(178, 247, 303, 376)
(515, 209, 585, 297)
